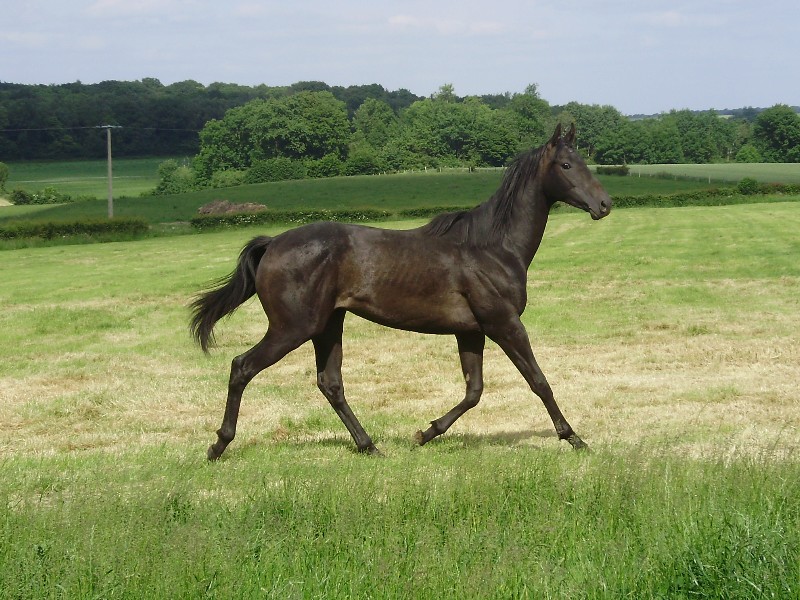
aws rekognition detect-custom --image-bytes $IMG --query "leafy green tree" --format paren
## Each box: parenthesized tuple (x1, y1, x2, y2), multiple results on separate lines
(649, 119, 684, 163)
(506, 84, 552, 150)
(344, 147, 385, 175)
(306, 153, 344, 178)
(0, 161, 9, 192)
(193, 113, 252, 183)
(352, 98, 398, 149)
(246, 91, 350, 162)
(735, 144, 762, 163)
(152, 159, 196, 195)
(398, 91, 517, 167)
(622, 121, 655, 164)
(753, 105, 800, 162)
(666, 110, 715, 163)
(555, 102, 626, 160)
(195, 91, 350, 181)
(245, 157, 306, 183)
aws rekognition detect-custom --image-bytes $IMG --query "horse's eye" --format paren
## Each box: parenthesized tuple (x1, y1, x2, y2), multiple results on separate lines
(561, 163, 571, 170)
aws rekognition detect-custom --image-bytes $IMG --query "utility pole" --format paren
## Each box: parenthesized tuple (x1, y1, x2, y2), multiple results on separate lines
(97, 125, 121, 218)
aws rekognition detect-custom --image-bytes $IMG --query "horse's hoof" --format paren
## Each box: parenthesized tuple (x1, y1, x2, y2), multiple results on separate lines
(357, 442, 383, 456)
(567, 434, 589, 451)
(207, 445, 221, 461)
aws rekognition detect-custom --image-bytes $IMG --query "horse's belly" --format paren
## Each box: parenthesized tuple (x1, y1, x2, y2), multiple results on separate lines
(341, 292, 480, 335)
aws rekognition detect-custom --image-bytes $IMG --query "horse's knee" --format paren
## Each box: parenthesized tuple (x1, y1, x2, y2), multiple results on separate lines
(317, 373, 344, 407)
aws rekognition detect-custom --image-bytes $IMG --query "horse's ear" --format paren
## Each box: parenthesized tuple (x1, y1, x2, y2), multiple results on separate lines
(548, 123, 562, 148)
(564, 123, 577, 147)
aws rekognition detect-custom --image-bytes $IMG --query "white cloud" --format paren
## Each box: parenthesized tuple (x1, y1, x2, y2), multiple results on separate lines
(388, 14, 505, 36)
(84, 0, 200, 19)
(233, 3, 270, 18)
(0, 31, 50, 48)
(638, 9, 727, 28)
(76, 35, 107, 51)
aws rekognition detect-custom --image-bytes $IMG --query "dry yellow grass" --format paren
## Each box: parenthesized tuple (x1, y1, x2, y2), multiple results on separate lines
(1, 204, 798, 461)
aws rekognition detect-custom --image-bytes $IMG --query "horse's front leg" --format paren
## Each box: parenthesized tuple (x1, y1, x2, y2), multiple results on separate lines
(416, 332, 485, 445)
(486, 317, 587, 450)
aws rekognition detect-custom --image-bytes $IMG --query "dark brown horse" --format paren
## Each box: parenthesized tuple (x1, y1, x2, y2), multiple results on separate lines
(191, 123, 611, 460)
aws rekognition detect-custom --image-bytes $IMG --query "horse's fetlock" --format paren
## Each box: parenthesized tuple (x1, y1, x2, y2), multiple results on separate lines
(216, 427, 235, 444)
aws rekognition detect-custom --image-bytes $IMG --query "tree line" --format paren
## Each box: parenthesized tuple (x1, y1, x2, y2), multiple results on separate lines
(0, 79, 421, 160)
(2, 80, 799, 192)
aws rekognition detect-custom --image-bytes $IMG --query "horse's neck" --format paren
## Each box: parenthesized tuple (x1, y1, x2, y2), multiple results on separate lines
(501, 184, 550, 268)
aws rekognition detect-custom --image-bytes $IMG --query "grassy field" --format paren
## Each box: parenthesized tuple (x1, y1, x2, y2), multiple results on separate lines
(3, 157, 179, 200)
(629, 162, 800, 184)
(1, 159, 797, 237)
(1, 202, 798, 597)
(0, 165, 754, 229)
(0, 170, 720, 223)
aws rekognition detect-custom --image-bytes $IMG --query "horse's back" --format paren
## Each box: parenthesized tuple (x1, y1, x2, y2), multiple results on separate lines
(256, 221, 481, 334)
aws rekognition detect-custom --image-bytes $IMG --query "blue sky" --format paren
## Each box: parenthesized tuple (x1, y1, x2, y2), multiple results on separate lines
(1, 0, 797, 114)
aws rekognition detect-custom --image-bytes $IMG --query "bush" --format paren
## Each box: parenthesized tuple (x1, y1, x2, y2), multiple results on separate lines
(344, 149, 385, 176)
(152, 160, 196, 195)
(735, 144, 762, 163)
(190, 208, 392, 230)
(245, 158, 307, 184)
(596, 165, 630, 176)
(398, 206, 473, 219)
(0, 218, 149, 240)
(9, 186, 72, 205)
(736, 177, 762, 195)
(0, 161, 8, 191)
(306, 154, 344, 178)
(209, 169, 247, 189)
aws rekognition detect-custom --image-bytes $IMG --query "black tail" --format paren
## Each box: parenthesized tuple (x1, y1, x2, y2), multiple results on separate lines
(190, 236, 272, 353)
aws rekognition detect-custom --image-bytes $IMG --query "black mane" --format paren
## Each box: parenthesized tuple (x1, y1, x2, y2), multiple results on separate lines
(420, 146, 545, 246)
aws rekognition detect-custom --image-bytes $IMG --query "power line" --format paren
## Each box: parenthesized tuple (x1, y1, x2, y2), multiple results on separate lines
(0, 125, 200, 133)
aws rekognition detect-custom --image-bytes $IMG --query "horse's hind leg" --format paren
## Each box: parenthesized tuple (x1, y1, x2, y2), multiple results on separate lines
(313, 310, 380, 454)
(416, 332, 485, 445)
(208, 329, 305, 461)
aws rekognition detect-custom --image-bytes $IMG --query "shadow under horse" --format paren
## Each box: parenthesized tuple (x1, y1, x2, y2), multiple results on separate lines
(191, 123, 612, 459)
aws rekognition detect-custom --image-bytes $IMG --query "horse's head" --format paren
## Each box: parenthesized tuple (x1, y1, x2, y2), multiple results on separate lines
(541, 123, 611, 220)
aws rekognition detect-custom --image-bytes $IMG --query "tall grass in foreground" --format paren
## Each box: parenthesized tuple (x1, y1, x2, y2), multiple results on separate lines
(1, 447, 797, 599)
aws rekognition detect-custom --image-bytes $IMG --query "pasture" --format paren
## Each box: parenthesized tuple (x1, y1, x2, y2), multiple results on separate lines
(1, 202, 799, 597)
(4, 158, 798, 225)
(629, 162, 800, 184)
(1, 162, 720, 227)
(2, 157, 173, 200)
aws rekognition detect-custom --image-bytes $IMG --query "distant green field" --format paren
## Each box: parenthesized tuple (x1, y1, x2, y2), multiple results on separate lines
(629, 163, 800, 184)
(3, 157, 184, 199)
(1, 158, 798, 229)
(0, 167, 719, 226)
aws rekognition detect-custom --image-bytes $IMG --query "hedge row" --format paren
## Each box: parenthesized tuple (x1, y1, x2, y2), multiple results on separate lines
(189, 184, 800, 231)
(190, 209, 393, 230)
(612, 183, 800, 210)
(0, 218, 149, 240)
(189, 206, 487, 230)
(596, 165, 630, 176)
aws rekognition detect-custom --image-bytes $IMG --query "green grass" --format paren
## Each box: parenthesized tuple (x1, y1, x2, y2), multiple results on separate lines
(3, 158, 796, 233)
(1, 202, 798, 597)
(630, 162, 800, 184)
(3, 157, 182, 199)
(0, 167, 725, 228)
(2, 448, 796, 598)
